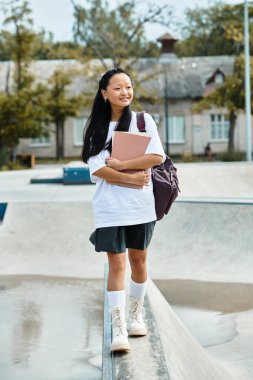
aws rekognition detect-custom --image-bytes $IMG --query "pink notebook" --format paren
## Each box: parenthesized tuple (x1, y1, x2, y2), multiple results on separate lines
(108, 131, 151, 189)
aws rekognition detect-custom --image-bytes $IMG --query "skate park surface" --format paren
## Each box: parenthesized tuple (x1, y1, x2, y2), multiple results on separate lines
(0, 162, 253, 379)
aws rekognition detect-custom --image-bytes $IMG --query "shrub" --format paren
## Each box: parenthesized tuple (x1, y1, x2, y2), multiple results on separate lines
(0, 162, 26, 171)
(220, 150, 245, 162)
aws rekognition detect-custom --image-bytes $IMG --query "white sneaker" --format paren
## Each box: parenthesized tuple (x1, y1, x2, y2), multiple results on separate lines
(111, 306, 131, 352)
(128, 296, 147, 336)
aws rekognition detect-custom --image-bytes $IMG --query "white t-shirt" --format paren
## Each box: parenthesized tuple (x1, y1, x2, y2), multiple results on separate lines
(88, 111, 165, 228)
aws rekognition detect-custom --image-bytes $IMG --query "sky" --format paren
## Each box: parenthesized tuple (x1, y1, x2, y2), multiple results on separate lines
(1, 0, 245, 42)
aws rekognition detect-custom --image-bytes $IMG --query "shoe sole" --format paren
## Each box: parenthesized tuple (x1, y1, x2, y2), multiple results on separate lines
(128, 328, 147, 336)
(111, 343, 131, 352)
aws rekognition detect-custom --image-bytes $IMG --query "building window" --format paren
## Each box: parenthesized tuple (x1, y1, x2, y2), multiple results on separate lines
(215, 73, 224, 84)
(74, 117, 87, 146)
(30, 135, 51, 147)
(167, 116, 185, 143)
(210, 114, 229, 141)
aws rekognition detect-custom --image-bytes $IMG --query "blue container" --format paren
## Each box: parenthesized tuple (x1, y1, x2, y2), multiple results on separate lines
(30, 177, 63, 184)
(63, 166, 92, 185)
(0, 203, 7, 221)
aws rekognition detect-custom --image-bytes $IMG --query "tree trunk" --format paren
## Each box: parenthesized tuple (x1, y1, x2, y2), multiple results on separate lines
(228, 111, 237, 152)
(11, 146, 17, 163)
(0, 140, 8, 166)
(56, 119, 65, 160)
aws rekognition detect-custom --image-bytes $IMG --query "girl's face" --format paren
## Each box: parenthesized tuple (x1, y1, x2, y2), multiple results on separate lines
(101, 73, 133, 108)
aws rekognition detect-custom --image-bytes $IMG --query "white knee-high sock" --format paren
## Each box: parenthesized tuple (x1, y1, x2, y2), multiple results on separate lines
(107, 290, 126, 311)
(130, 279, 147, 300)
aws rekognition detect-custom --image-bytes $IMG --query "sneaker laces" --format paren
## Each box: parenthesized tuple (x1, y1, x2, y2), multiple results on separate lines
(111, 307, 127, 337)
(130, 297, 144, 323)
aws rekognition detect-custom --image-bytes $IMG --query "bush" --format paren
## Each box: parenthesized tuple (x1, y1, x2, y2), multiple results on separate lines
(180, 152, 200, 163)
(0, 165, 9, 171)
(0, 161, 26, 171)
(220, 150, 245, 162)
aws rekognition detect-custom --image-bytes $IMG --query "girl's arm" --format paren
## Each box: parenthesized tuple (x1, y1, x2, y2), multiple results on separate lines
(93, 166, 149, 186)
(106, 154, 164, 171)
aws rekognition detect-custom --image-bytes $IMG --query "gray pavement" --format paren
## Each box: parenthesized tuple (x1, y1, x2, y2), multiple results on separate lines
(0, 276, 103, 380)
(1, 161, 253, 203)
(177, 161, 253, 199)
(0, 167, 95, 203)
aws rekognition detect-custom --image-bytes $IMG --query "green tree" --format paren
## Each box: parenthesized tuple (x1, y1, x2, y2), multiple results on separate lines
(2, 0, 37, 90)
(70, 0, 171, 110)
(176, 2, 253, 57)
(46, 70, 84, 160)
(0, 21, 84, 61)
(32, 31, 85, 60)
(0, 84, 49, 148)
(0, 0, 49, 163)
(195, 55, 252, 152)
(0, 1, 86, 164)
(0, 32, 12, 60)
(42, 41, 84, 60)
(71, 0, 172, 69)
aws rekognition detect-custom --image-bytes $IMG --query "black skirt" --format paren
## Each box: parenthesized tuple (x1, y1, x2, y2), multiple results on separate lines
(89, 221, 156, 253)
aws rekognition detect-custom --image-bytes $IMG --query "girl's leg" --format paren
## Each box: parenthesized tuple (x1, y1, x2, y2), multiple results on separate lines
(128, 248, 147, 284)
(127, 248, 148, 336)
(107, 252, 130, 352)
(107, 252, 126, 291)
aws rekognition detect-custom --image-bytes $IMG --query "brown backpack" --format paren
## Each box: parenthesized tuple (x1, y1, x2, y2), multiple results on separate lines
(137, 112, 180, 220)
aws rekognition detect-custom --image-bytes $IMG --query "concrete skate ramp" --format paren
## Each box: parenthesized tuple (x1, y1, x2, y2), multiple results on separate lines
(0, 202, 107, 278)
(1, 201, 253, 379)
(149, 201, 253, 282)
(147, 279, 252, 380)
(0, 201, 253, 282)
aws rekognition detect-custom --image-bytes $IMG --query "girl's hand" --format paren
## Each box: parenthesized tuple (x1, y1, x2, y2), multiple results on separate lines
(132, 171, 150, 186)
(106, 157, 124, 171)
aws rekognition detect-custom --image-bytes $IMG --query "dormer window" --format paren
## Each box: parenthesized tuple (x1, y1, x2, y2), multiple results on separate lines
(215, 73, 224, 84)
(206, 69, 225, 86)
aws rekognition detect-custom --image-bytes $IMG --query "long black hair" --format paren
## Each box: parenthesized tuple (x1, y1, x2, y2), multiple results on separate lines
(81, 67, 132, 163)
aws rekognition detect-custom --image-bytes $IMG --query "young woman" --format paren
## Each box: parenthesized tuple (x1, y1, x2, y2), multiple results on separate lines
(82, 67, 165, 352)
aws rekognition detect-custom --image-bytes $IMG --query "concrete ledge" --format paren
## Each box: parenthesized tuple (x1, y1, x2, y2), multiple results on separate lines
(177, 197, 253, 205)
(102, 273, 252, 380)
(102, 264, 114, 380)
(30, 175, 63, 184)
(147, 279, 252, 380)
(103, 265, 170, 380)
(63, 167, 92, 185)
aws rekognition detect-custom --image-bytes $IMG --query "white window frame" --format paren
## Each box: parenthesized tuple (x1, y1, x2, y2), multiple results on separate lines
(166, 115, 185, 144)
(30, 135, 51, 147)
(210, 114, 229, 142)
(74, 117, 87, 146)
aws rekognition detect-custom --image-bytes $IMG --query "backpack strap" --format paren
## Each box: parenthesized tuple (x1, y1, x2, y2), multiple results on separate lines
(136, 111, 146, 133)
